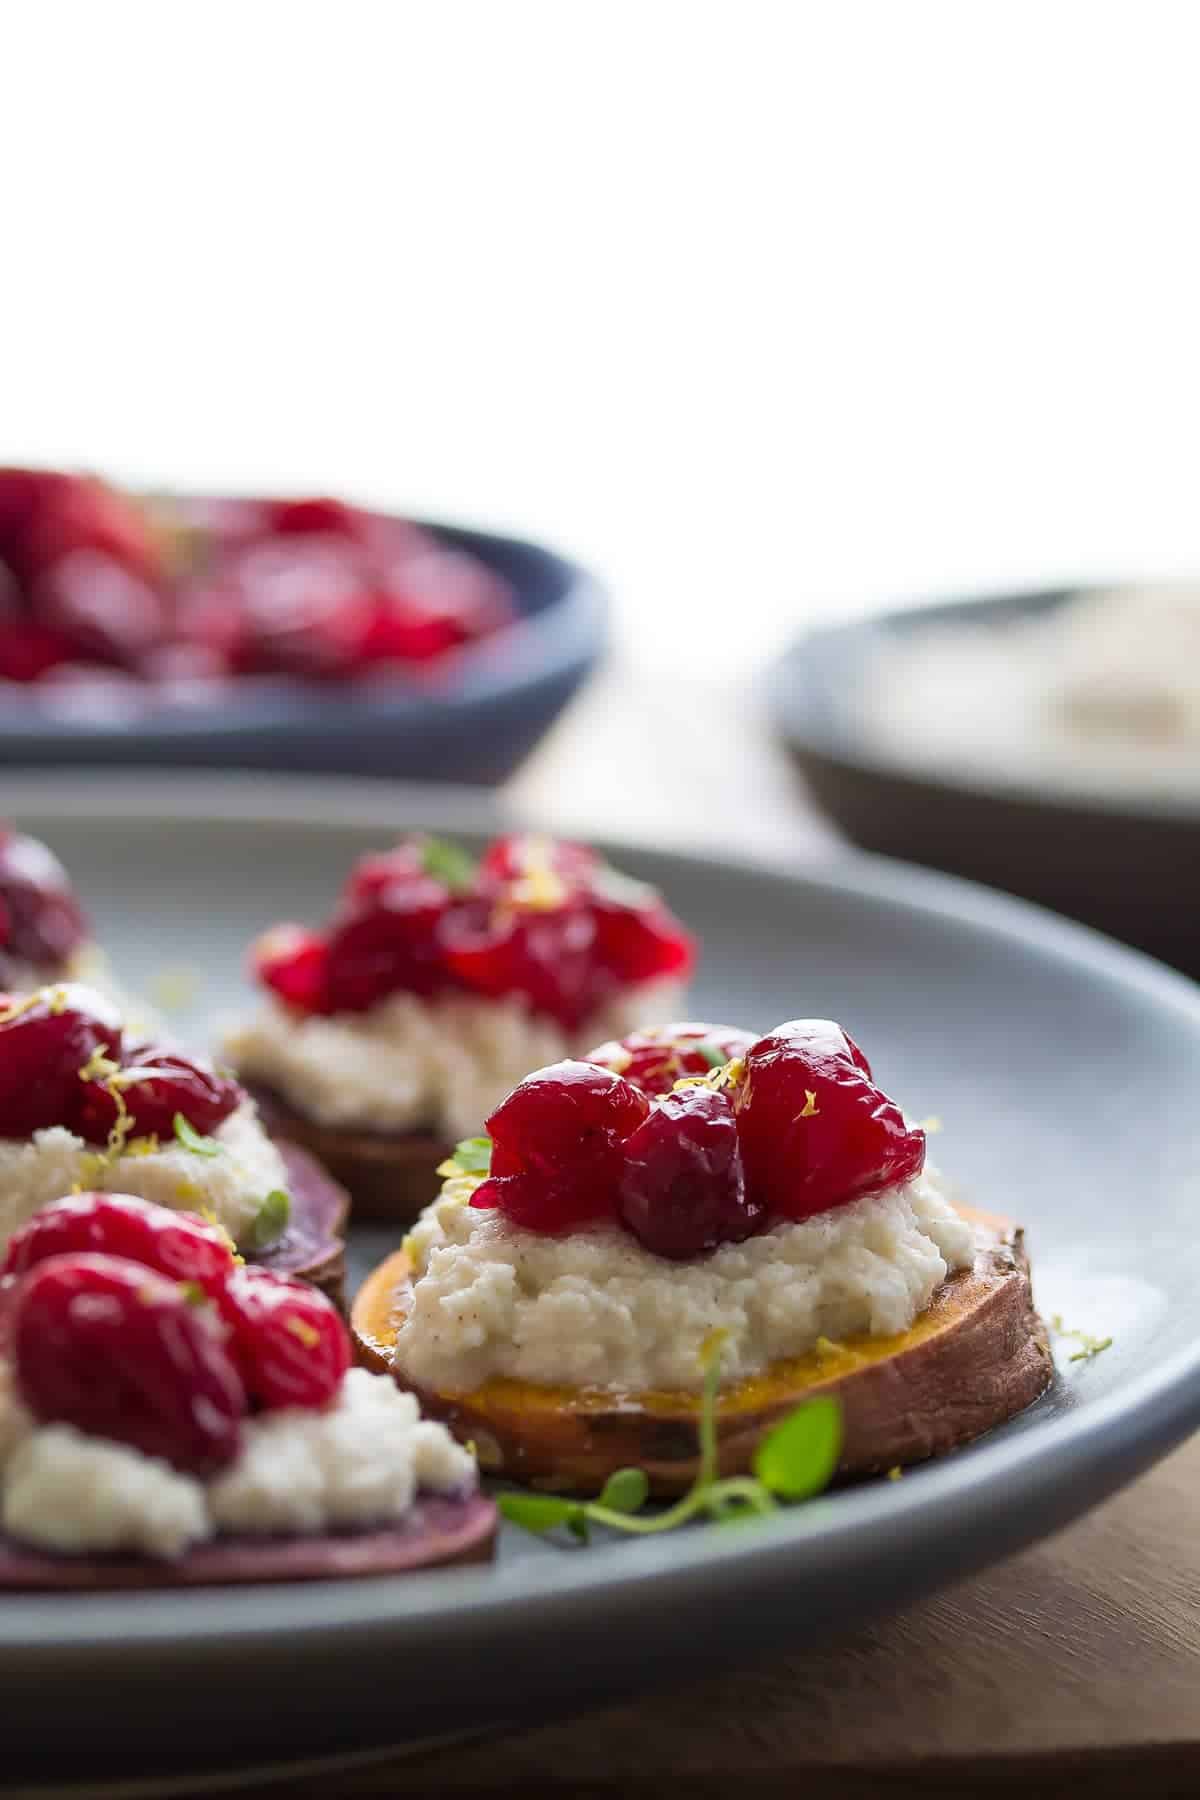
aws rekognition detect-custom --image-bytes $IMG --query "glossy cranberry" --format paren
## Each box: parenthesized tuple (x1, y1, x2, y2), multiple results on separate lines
(0, 830, 89, 970)
(0, 623, 77, 684)
(471, 1060, 650, 1230)
(440, 899, 602, 1031)
(76, 1042, 242, 1144)
(12, 1252, 245, 1474)
(617, 1086, 764, 1259)
(734, 1019, 925, 1220)
(33, 551, 171, 667)
(356, 596, 464, 666)
(585, 1022, 758, 1096)
(2, 1193, 235, 1297)
(19, 477, 165, 587)
(254, 924, 331, 1013)
(229, 536, 376, 678)
(0, 984, 122, 1138)
(342, 838, 444, 905)
(378, 545, 512, 646)
(266, 496, 372, 540)
(590, 889, 696, 986)
(216, 1265, 350, 1411)
(325, 877, 455, 1009)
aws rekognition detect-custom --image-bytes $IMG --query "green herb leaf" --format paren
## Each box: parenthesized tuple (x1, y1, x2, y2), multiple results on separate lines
(247, 1189, 291, 1251)
(753, 1396, 842, 1501)
(173, 1113, 221, 1157)
(696, 1042, 728, 1070)
(596, 1468, 650, 1514)
(420, 838, 477, 893)
(566, 1511, 591, 1543)
(497, 1492, 584, 1536)
(450, 1137, 492, 1175)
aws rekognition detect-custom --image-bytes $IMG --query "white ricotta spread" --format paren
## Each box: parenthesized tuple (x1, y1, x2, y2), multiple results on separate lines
(857, 583, 1200, 801)
(0, 1102, 288, 1254)
(393, 1166, 978, 1393)
(0, 1369, 474, 1561)
(222, 979, 686, 1139)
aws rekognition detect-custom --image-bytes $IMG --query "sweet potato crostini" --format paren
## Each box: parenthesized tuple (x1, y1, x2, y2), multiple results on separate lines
(0, 982, 348, 1304)
(0, 1194, 494, 1588)
(225, 833, 696, 1223)
(353, 1020, 1051, 1494)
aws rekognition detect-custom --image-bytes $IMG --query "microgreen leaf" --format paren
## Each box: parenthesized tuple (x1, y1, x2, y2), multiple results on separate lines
(173, 1113, 222, 1158)
(247, 1189, 291, 1251)
(596, 1468, 650, 1514)
(496, 1492, 584, 1536)
(420, 837, 477, 893)
(449, 1137, 492, 1175)
(566, 1511, 591, 1543)
(696, 1042, 728, 1070)
(753, 1396, 842, 1501)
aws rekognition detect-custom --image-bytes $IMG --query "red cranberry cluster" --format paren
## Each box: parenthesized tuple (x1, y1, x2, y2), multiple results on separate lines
(0, 984, 241, 1144)
(0, 829, 89, 986)
(0, 469, 513, 704)
(469, 1019, 927, 1259)
(1, 1193, 350, 1475)
(254, 834, 696, 1032)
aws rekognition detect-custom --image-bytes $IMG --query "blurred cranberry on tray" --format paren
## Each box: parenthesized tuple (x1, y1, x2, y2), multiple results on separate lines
(266, 496, 372, 539)
(0, 623, 76, 684)
(33, 550, 171, 667)
(17, 476, 166, 588)
(223, 535, 375, 679)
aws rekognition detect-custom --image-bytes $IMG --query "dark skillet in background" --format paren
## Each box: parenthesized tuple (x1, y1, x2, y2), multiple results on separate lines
(0, 517, 607, 786)
(767, 587, 1199, 979)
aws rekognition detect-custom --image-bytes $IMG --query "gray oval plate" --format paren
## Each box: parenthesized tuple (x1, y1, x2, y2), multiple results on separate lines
(2, 772, 1198, 1789)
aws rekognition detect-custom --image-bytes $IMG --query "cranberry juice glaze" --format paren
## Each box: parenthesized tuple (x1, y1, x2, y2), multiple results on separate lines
(231, 833, 696, 1220)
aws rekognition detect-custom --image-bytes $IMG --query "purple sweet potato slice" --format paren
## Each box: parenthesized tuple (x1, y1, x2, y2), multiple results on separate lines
(0, 1490, 496, 1589)
(247, 1141, 349, 1308)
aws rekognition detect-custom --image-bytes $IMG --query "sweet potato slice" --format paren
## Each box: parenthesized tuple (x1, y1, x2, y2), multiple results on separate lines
(352, 1207, 1052, 1495)
(0, 1491, 497, 1590)
(247, 1081, 445, 1223)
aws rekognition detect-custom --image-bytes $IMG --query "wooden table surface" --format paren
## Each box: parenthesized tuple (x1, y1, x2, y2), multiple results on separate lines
(225, 673, 1200, 1800)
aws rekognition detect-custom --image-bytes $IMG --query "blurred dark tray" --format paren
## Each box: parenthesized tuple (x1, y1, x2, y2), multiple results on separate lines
(0, 518, 607, 786)
(767, 587, 1200, 978)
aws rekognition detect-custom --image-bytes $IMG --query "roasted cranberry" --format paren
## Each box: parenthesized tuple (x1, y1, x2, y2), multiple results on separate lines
(229, 536, 374, 678)
(12, 1252, 245, 1474)
(585, 1022, 757, 1096)
(0, 624, 77, 684)
(342, 839, 431, 904)
(254, 924, 331, 1013)
(617, 1086, 764, 1259)
(33, 550, 171, 667)
(2, 1193, 235, 1297)
(470, 1060, 650, 1230)
(440, 898, 602, 1031)
(76, 1042, 242, 1144)
(378, 545, 511, 648)
(590, 888, 696, 986)
(734, 1019, 925, 1220)
(14, 476, 164, 587)
(0, 830, 89, 971)
(266, 496, 372, 540)
(0, 984, 122, 1139)
(217, 1266, 350, 1410)
(325, 877, 455, 1009)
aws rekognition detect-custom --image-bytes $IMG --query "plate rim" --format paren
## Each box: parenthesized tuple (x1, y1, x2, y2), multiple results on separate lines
(1, 769, 1199, 1660)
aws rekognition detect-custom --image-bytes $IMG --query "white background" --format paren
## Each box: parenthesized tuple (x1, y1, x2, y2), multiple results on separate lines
(3, 0, 1199, 683)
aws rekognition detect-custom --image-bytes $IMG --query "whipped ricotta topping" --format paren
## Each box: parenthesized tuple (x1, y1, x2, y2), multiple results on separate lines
(0, 1102, 288, 1254)
(857, 583, 1200, 801)
(0, 1369, 475, 1561)
(393, 1166, 978, 1394)
(222, 979, 686, 1139)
